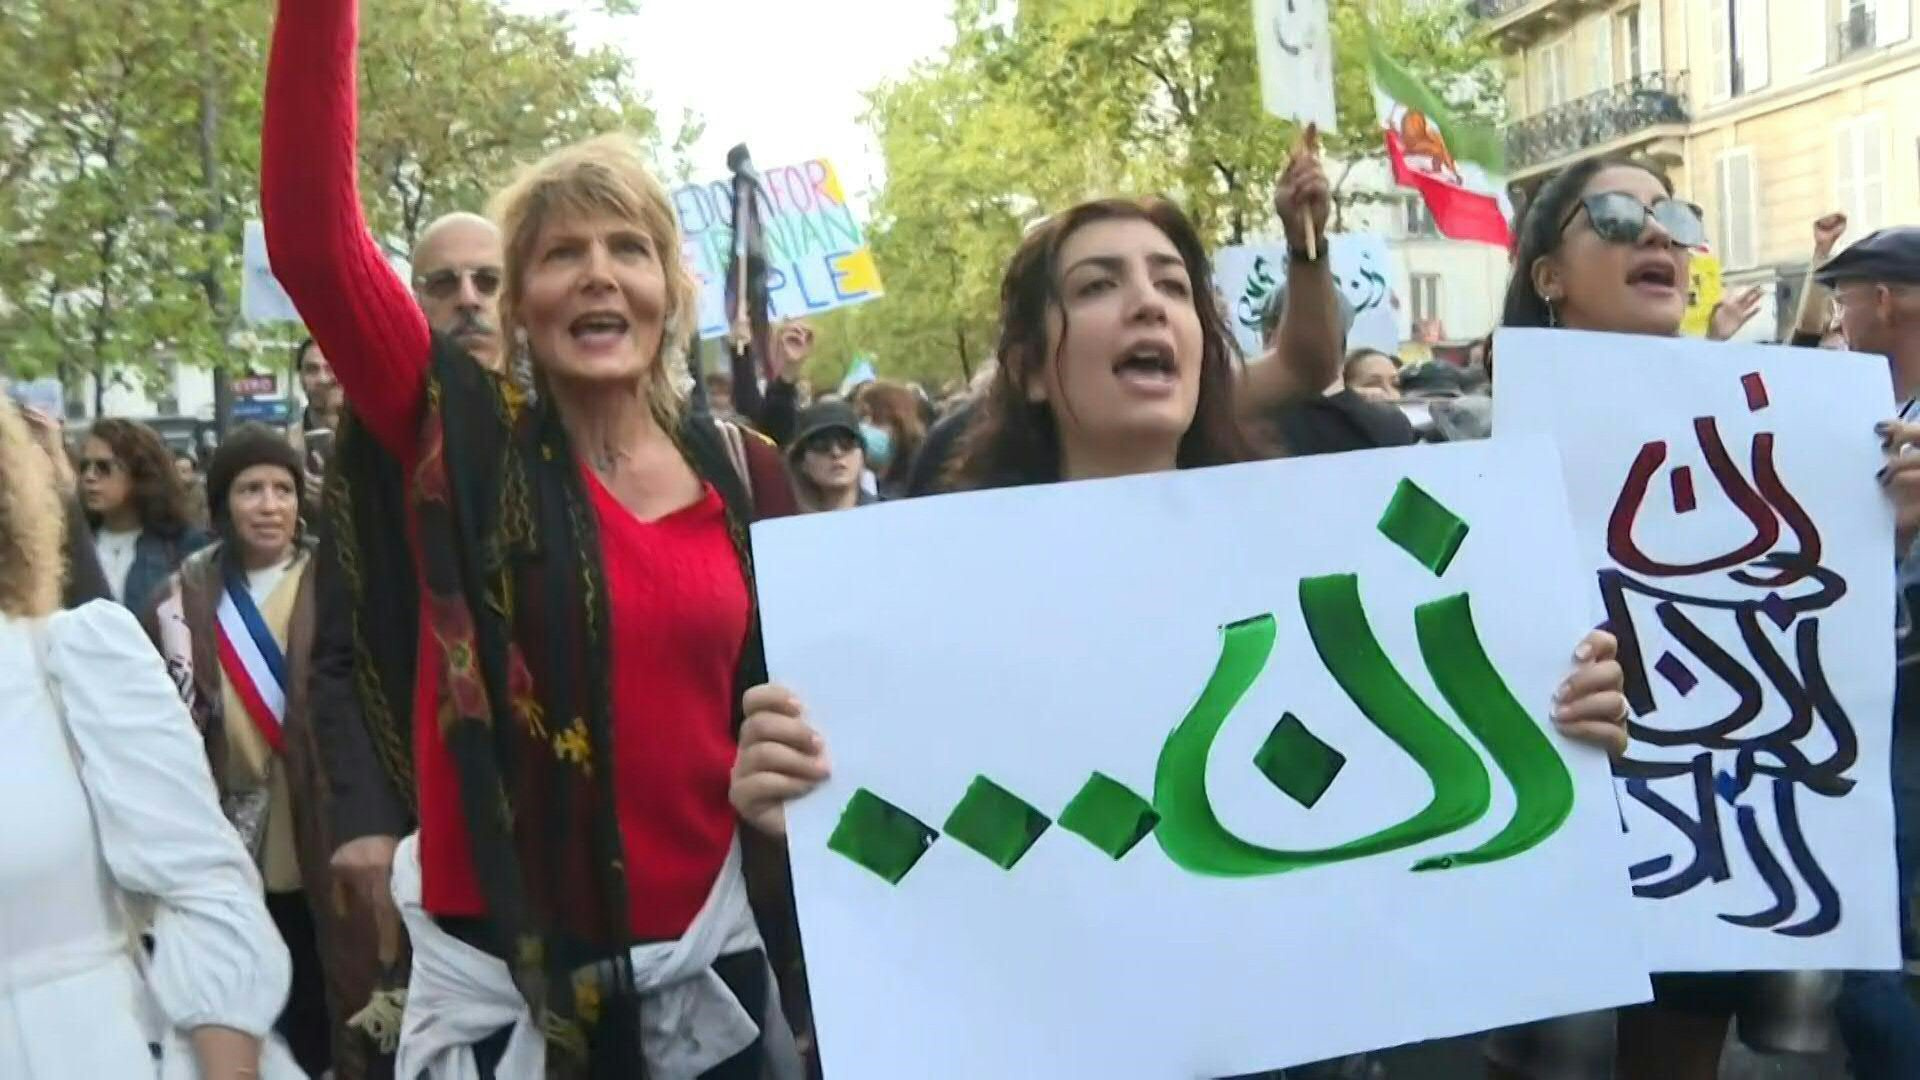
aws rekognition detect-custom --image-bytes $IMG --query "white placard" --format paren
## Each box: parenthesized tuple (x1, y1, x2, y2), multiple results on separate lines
(754, 440, 1650, 1080)
(1495, 328, 1900, 972)
(1216, 236, 1400, 358)
(242, 219, 303, 325)
(1254, 0, 1337, 130)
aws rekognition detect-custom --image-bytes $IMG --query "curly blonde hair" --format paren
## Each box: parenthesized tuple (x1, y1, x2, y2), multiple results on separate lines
(0, 396, 65, 618)
(488, 134, 699, 432)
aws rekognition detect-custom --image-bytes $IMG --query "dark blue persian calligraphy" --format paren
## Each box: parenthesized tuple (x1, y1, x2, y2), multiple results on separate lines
(1603, 372, 1853, 938)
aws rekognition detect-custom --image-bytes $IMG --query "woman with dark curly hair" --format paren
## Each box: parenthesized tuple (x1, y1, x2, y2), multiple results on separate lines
(77, 417, 208, 614)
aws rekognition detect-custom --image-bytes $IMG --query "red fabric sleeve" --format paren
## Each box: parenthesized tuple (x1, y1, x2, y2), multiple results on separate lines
(262, 0, 431, 459)
(741, 431, 799, 522)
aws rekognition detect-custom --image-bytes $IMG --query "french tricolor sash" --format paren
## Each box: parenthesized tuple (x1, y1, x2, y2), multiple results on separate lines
(216, 572, 289, 754)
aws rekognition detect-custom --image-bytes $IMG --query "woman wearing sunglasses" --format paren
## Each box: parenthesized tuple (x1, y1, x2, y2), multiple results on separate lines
(77, 418, 209, 617)
(1486, 156, 1890, 1080)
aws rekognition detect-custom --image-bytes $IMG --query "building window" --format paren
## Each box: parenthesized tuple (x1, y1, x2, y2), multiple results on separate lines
(1716, 148, 1758, 270)
(1836, 116, 1886, 244)
(1402, 197, 1438, 239)
(1410, 273, 1443, 326)
(1619, 8, 1644, 80)
(1712, 0, 1771, 101)
(1536, 36, 1571, 112)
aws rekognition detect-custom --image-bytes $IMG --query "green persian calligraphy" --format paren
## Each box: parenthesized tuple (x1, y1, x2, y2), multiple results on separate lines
(827, 478, 1575, 885)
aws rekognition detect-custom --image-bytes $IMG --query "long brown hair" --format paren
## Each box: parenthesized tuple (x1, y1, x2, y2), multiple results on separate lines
(949, 196, 1254, 490)
(0, 397, 63, 618)
(857, 379, 925, 488)
(83, 418, 194, 537)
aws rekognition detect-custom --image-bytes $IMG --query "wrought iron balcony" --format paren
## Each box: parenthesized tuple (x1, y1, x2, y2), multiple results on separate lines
(1833, 9, 1877, 63)
(1506, 71, 1690, 173)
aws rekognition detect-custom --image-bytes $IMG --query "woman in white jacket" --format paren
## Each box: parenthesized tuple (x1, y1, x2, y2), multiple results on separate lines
(0, 395, 298, 1079)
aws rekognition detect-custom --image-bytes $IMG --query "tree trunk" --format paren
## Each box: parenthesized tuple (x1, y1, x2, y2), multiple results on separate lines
(193, 13, 233, 436)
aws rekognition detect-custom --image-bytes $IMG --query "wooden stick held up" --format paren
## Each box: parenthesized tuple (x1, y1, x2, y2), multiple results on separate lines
(1298, 122, 1322, 262)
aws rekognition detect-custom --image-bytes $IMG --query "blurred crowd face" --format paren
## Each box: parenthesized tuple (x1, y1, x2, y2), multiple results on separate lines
(1035, 217, 1204, 466)
(413, 216, 507, 371)
(1535, 165, 1692, 337)
(1345, 352, 1402, 402)
(299, 345, 343, 418)
(78, 435, 133, 520)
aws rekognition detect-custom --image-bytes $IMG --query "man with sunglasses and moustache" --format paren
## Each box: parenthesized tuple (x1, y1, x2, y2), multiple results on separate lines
(1817, 225, 1920, 1080)
(297, 210, 510, 1078)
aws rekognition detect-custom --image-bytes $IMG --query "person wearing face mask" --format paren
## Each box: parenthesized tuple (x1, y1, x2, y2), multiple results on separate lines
(787, 401, 876, 514)
(730, 175, 1636, 1078)
(1477, 158, 1920, 1080)
(261, 0, 810, 1074)
(854, 379, 924, 500)
(147, 424, 374, 1078)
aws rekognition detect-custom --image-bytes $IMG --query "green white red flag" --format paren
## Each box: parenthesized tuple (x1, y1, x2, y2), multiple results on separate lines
(1368, 37, 1513, 249)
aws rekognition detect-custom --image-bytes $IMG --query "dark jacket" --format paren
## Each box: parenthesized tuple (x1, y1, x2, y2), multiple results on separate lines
(120, 525, 209, 619)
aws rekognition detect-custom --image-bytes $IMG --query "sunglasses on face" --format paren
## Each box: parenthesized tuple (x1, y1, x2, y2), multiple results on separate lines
(1560, 192, 1707, 249)
(78, 457, 120, 478)
(805, 431, 860, 456)
(414, 266, 503, 301)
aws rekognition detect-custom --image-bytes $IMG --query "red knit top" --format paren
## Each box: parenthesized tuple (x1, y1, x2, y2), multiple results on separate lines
(262, 0, 791, 939)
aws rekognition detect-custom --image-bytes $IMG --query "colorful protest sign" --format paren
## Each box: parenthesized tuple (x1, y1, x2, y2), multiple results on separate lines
(1254, 0, 1337, 130)
(1681, 252, 1725, 338)
(674, 158, 883, 339)
(1496, 330, 1900, 972)
(1215, 236, 1400, 358)
(753, 440, 1649, 1079)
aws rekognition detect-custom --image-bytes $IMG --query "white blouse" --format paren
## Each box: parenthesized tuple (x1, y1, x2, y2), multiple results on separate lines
(0, 601, 298, 1078)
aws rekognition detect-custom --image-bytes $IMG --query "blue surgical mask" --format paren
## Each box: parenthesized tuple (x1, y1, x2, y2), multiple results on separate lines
(860, 423, 894, 471)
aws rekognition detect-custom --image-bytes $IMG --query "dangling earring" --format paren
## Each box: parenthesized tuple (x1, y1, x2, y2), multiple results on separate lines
(1545, 295, 1560, 328)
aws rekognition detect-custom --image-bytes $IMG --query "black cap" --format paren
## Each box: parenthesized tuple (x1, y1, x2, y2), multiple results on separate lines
(788, 401, 864, 459)
(1814, 227, 1920, 286)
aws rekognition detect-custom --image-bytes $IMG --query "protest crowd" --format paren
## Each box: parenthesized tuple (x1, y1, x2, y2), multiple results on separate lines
(3, 1, 1920, 1079)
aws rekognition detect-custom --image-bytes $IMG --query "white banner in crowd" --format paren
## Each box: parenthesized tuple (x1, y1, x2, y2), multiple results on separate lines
(242, 220, 303, 325)
(1253, 0, 1337, 131)
(754, 440, 1649, 1079)
(1496, 330, 1901, 973)
(1214, 236, 1399, 360)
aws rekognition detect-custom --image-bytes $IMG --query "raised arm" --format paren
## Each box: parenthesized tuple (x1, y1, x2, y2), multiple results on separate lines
(1239, 150, 1341, 414)
(262, 0, 431, 457)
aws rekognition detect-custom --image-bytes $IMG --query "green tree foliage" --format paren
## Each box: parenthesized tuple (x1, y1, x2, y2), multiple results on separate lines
(816, 0, 1502, 390)
(0, 0, 675, 412)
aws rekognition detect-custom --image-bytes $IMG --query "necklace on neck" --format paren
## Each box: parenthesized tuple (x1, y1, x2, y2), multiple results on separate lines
(589, 445, 630, 476)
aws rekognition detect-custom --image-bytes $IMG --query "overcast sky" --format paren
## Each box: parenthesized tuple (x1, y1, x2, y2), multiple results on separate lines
(507, 0, 957, 204)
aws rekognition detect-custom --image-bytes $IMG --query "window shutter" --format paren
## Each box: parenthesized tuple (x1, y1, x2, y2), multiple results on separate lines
(1861, 118, 1886, 231)
(1880, 0, 1912, 46)
(1718, 151, 1756, 269)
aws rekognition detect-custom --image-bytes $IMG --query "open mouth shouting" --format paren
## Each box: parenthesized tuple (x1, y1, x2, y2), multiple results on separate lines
(1626, 256, 1680, 300)
(569, 310, 632, 351)
(1113, 338, 1180, 396)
